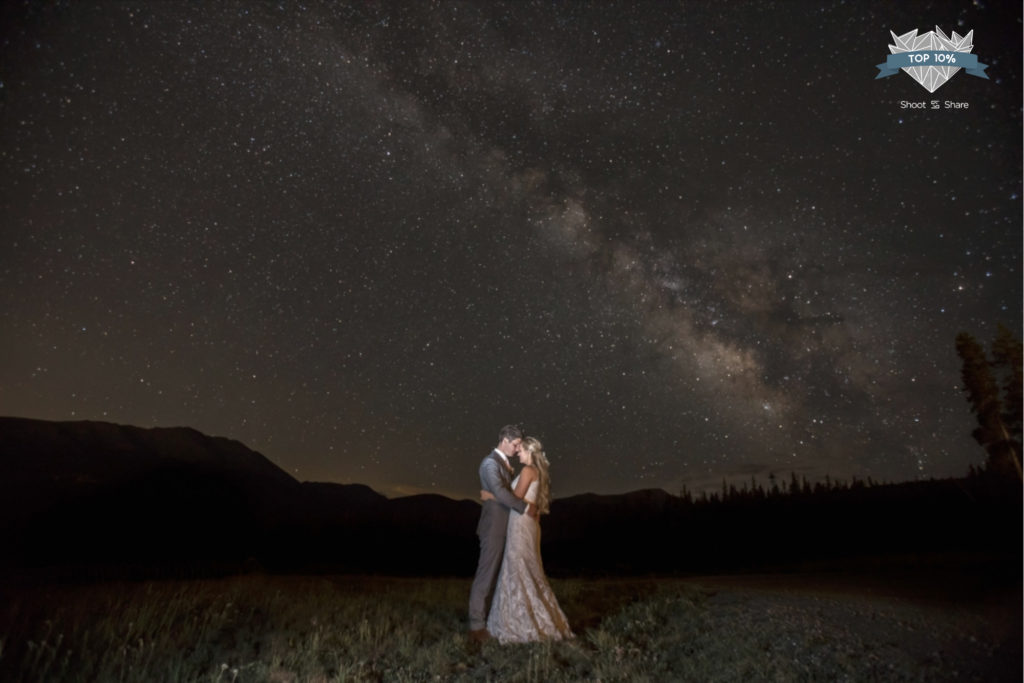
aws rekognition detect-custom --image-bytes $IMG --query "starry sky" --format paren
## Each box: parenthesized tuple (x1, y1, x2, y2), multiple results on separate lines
(1, 1, 1020, 500)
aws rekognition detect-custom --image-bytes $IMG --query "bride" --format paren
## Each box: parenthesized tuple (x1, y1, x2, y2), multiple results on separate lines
(482, 437, 573, 643)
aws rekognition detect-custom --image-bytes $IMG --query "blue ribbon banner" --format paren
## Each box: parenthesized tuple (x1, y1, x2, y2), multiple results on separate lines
(876, 51, 989, 79)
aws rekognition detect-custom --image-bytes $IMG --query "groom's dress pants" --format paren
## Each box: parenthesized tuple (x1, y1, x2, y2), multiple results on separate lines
(469, 500, 509, 630)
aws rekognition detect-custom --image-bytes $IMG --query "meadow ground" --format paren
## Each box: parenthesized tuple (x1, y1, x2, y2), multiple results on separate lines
(0, 568, 1018, 682)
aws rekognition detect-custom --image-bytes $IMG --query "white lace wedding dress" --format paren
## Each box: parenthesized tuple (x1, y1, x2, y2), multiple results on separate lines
(486, 477, 573, 643)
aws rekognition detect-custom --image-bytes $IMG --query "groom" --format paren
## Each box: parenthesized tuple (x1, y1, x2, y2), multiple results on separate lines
(467, 424, 537, 641)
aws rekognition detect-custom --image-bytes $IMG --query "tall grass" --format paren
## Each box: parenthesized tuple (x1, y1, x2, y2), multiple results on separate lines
(0, 574, 1011, 681)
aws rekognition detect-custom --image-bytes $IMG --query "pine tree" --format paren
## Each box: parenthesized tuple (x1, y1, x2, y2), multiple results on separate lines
(955, 326, 1023, 479)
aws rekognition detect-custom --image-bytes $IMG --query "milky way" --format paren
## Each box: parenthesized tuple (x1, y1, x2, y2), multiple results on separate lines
(1, 1, 1020, 498)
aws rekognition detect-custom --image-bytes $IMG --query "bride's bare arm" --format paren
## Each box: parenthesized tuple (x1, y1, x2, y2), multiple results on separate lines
(513, 466, 537, 499)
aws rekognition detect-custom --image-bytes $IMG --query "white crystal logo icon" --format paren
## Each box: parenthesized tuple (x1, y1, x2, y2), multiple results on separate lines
(886, 27, 976, 92)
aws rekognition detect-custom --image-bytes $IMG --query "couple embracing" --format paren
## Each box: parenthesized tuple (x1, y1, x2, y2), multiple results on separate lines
(467, 424, 573, 644)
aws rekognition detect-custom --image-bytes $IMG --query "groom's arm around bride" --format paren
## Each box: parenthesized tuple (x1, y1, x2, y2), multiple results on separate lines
(479, 455, 528, 519)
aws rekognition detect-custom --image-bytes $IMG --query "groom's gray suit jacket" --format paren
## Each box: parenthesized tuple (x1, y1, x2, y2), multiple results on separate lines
(477, 450, 528, 537)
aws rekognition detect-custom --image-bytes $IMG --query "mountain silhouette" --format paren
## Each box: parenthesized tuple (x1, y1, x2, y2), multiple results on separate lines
(0, 417, 484, 576)
(1, 417, 298, 520)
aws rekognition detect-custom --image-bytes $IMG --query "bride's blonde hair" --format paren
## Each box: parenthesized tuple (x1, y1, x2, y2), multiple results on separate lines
(520, 437, 551, 515)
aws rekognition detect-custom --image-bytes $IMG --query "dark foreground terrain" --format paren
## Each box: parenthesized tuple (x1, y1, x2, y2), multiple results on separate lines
(1, 565, 1018, 682)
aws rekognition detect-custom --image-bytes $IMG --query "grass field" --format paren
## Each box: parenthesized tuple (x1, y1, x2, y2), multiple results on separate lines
(0, 571, 1018, 682)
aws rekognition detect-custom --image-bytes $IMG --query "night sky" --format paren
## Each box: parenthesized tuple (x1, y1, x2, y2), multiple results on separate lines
(1, 1, 1020, 500)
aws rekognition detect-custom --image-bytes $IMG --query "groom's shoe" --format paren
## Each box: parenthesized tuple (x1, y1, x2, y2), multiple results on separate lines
(468, 628, 491, 643)
(466, 628, 491, 653)
(466, 628, 490, 654)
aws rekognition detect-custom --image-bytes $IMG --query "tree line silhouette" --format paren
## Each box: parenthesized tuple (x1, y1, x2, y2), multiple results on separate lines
(541, 466, 1019, 577)
(680, 472, 888, 507)
(671, 323, 1022, 509)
